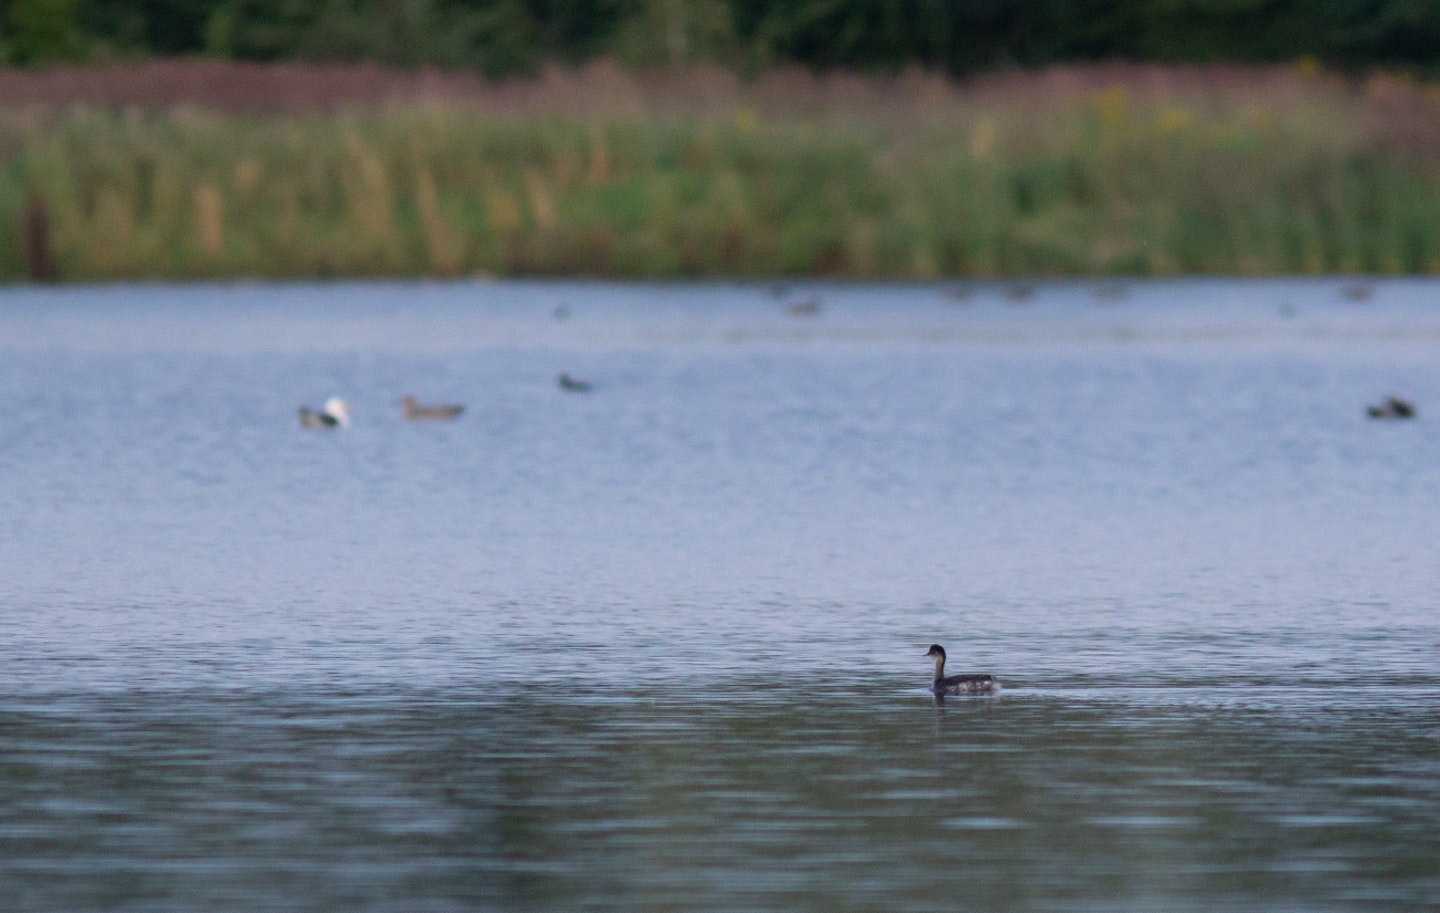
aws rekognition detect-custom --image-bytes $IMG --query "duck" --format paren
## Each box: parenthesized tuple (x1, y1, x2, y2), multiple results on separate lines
(298, 396, 351, 428)
(558, 373, 592, 393)
(1367, 396, 1415, 419)
(925, 644, 998, 695)
(401, 395, 464, 421)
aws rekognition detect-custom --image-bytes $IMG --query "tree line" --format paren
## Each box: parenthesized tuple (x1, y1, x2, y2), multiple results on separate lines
(3, 0, 1439, 75)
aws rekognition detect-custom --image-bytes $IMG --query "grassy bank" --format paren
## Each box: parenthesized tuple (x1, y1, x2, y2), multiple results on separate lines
(4, 61, 1440, 280)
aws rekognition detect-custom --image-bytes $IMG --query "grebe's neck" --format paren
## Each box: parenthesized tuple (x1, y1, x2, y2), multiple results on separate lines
(932, 653, 946, 681)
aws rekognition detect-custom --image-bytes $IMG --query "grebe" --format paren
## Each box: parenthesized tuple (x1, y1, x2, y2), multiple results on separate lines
(558, 373, 592, 392)
(299, 396, 351, 428)
(401, 395, 464, 421)
(926, 644, 998, 695)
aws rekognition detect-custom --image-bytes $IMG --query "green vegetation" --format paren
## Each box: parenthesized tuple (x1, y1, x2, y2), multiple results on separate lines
(3, 0, 1440, 75)
(6, 63, 1440, 281)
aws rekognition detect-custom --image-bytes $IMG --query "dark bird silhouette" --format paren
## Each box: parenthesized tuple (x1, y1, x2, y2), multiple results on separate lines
(558, 373, 592, 393)
(1367, 396, 1415, 419)
(925, 644, 998, 695)
(1341, 282, 1374, 303)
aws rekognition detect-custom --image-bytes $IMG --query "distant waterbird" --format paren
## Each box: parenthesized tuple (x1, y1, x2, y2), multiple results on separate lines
(298, 396, 351, 428)
(785, 296, 823, 317)
(1367, 396, 1415, 419)
(1002, 282, 1036, 303)
(925, 644, 998, 696)
(558, 373, 592, 393)
(1341, 282, 1375, 303)
(401, 395, 464, 421)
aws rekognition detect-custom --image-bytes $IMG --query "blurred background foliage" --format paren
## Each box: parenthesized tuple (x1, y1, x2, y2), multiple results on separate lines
(5, 1, 1440, 281)
(2, 0, 1440, 75)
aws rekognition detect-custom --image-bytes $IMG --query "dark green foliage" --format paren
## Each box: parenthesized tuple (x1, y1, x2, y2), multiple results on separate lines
(6, 0, 1440, 73)
(206, 0, 549, 73)
(71, 0, 641, 73)
(77, 0, 213, 56)
(3, 0, 87, 63)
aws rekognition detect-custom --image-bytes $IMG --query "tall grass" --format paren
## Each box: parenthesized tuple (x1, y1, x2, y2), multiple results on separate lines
(5, 61, 1440, 280)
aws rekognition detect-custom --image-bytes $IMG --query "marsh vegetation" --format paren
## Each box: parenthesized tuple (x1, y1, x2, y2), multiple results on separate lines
(4, 61, 1440, 280)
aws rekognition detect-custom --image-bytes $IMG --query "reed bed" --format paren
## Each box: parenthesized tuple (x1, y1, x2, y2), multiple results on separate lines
(4, 61, 1440, 280)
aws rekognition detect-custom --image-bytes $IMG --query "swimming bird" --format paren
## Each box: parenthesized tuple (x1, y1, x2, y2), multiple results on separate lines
(558, 373, 592, 393)
(925, 644, 998, 695)
(1367, 396, 1416, 419)
(298, 396, 351, 428)
(1341, 282, 1374, 303)
(401, 395, 464, 421)
(1002, 282, 1036, 303)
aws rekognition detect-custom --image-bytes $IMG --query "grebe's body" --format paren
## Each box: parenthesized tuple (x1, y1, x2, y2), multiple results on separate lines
(926, 644, 998, 695)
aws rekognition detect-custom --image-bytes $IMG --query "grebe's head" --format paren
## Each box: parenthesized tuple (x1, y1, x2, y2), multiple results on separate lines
(925, 644, 946, 659)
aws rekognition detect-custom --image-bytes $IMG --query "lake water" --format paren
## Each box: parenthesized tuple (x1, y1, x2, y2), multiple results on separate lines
(2, 278, 1438, 911)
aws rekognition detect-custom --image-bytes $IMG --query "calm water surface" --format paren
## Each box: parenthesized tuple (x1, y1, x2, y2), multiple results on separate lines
(2, 279, 1438, 911)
